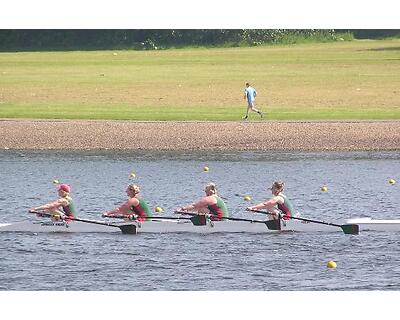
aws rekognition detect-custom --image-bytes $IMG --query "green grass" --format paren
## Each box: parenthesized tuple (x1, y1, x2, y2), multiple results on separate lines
(0, 104, 398, 121)
(0, 40, 399, 121)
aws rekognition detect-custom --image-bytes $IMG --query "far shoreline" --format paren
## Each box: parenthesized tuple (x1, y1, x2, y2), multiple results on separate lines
(1, 119, 400, 151)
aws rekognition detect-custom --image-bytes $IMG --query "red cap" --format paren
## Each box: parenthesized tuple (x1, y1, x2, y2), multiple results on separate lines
(58, 184, 71, 193)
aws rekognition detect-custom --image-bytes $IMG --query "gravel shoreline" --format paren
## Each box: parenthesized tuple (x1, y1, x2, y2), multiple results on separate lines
(1, 120, 400, 151)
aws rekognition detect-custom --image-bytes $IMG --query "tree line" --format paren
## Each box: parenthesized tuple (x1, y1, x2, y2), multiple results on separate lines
(0, 29, 398, 51)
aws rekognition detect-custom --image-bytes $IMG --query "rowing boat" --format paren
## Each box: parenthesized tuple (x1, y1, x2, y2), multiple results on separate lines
(103, 217, 400, 233)
(346, 217, 400, 232)
(0, 220, 122, 233)
(1, 216, 400, 234)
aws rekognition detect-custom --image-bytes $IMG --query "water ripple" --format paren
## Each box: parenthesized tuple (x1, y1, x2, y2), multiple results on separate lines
(1, 151, 400, 290)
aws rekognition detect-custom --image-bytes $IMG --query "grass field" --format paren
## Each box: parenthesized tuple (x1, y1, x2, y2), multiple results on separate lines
(0, 40, 399, 120)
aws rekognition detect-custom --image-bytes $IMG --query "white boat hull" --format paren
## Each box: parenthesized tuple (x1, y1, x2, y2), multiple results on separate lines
(134, 218, 340, 233)
(0, 219, 337, 233)
(346, 217, 400, 232)
(0, 220, 120, 233)
(1, 217, 399, 234)
(134, 217, 400, 233)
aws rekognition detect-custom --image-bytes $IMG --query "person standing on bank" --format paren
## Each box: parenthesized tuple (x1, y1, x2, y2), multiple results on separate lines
(243, 82, 263, 120)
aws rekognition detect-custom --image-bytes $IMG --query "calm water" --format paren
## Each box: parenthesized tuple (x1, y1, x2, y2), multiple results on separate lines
(0, 150, 399, 290)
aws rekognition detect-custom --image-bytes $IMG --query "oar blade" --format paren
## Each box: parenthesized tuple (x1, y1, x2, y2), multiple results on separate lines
(119, 224, 137, 234)
(265, 219, 281, 230)
(190, 215, 207, 226)
(341, 224, 359, 235)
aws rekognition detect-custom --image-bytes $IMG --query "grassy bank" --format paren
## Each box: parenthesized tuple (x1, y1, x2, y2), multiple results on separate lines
(0, 40, 399, 120)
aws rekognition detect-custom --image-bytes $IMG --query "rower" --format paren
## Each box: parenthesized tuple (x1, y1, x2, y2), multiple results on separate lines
(176, 182, 229, 221)
(102, 184, 152, 221)
(30, 183, 76, 222)
(246, 181, 295, 220)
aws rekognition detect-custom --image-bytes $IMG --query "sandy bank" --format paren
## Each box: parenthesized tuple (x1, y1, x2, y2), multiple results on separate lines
(1, 120, 399, 151)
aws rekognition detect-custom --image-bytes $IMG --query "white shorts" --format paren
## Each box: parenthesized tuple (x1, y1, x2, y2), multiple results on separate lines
(247, 101, 255, 108)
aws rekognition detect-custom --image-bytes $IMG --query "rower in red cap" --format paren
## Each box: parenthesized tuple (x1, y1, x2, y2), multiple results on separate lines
(30, 183, 77, 222)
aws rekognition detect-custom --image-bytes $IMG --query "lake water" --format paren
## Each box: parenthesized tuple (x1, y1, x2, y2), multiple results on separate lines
(0, 150, 399, 291)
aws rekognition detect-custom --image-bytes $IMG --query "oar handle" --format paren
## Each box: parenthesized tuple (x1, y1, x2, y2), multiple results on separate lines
(175, 210, 201, 216)
(29, 210, 53, 217)
(247, 208, 279, 217)
(105, 214, 195, 222)
(103, 214, 136, 220)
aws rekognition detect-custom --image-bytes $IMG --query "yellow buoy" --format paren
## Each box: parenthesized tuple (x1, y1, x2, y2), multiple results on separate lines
(53, 179, 60, 184)
(203, 166, 209, 172)
(243, 195, 251, 201)
(155, 206, 163, 213)
(321, 186, 328, 192)
(327, 260, 337, 269)
(389, 179, 396, 185)
(130, 172, 136, 179)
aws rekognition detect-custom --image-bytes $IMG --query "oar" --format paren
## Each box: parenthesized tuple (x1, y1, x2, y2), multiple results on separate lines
(29, 210, 137, 234)
(105, 213, 208, 226)
(175, 211, 275, 228)
(248, 209, 359, 235)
